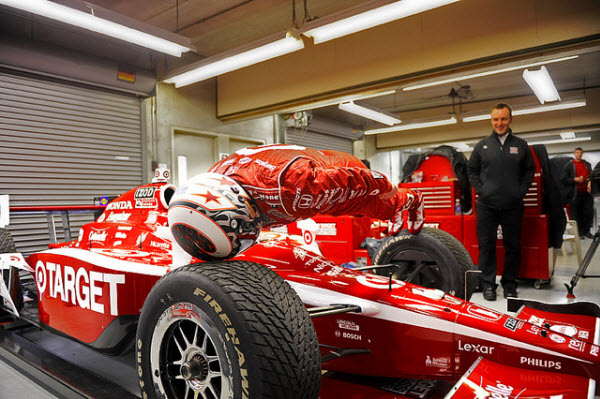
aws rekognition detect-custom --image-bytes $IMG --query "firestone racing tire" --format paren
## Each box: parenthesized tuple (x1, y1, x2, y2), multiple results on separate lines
(371, 228, 476, 300)
(136, 261, 321, 399)
(0, 228, 23, 315)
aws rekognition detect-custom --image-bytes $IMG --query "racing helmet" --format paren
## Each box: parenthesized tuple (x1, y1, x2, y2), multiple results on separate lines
(168, 173, 262, 261)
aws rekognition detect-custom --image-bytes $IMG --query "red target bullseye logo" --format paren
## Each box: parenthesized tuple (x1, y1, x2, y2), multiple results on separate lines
(35, 260, 47, 295)
(303, 230, 314, 245)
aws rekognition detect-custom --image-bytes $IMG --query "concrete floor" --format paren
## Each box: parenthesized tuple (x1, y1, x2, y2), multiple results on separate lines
(0, 238, 598, 399)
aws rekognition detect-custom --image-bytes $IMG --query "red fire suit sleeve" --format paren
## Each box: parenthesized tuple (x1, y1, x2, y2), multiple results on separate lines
(278, 157, 402, 221)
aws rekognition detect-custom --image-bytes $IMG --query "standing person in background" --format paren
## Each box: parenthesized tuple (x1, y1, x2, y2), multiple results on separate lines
(467, 103, 535, 301)
(564, 147, 594, 239)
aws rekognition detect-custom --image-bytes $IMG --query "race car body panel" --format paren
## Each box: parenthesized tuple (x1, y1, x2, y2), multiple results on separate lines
(445, 357, 595, 399)
(6, 180, 599, 394)
(238, 241, 599, 382)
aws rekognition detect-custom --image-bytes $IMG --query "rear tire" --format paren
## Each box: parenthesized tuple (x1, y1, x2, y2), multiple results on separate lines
(136, 261, 321, 399)
(371, 228, 475, 300)
(0, 228, 23, 315)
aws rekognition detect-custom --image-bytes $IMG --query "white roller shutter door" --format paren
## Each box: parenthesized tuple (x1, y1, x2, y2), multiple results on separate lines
(0, 71, 143, 255)
(286, 128, 353, 154)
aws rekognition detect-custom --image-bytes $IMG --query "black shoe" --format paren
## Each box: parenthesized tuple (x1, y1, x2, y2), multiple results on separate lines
(483, 287, 497, 301)
(503, 286, 518, 298)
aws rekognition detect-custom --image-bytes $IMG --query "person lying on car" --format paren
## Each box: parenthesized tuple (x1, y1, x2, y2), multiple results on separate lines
(167, 144, 424, 260)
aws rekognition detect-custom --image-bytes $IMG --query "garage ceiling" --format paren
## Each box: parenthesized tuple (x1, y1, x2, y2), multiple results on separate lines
(1, 0, 599, 153)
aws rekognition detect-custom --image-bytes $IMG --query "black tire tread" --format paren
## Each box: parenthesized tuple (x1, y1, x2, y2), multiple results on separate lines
(373, 227, 475, 299)
(156, 261, 320, 399)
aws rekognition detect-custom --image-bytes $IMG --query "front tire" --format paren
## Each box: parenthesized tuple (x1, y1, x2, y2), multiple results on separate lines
(371, 228, 475, 300)
(136, 261, 321, 399)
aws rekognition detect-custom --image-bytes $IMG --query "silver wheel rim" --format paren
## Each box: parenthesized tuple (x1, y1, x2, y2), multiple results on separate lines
(150, 302, 234, 399)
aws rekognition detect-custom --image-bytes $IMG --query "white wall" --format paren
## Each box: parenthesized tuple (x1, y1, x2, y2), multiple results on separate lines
(144, 81, 276, 181)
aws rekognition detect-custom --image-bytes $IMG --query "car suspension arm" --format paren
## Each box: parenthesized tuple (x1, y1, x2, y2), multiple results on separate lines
(307, 304, 361, 318)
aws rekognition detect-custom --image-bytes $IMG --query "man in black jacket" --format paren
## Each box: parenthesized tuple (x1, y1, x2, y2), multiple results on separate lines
(467, 103, 536, 301)
(563, 147, 594, 238)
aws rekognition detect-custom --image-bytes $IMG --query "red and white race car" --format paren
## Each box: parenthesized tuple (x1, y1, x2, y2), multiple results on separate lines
(0, 178, 598, 399)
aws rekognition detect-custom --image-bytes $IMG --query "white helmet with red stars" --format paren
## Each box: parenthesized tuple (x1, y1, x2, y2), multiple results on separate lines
(168, 173, 262, 260)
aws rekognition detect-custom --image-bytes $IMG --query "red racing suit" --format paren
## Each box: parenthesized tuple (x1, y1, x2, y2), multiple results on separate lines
(209, 144, 423, 233)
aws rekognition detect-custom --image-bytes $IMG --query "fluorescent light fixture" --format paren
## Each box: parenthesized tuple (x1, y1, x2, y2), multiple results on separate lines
(338, 101, 401, 126)
(365, 116, 457, 135)
(303, 0, 460, 44)
(301, 90, 396, 111)
(560, 131, 576, 139)
(164, 32, 304, 87)
(403, 55, 578, 91)
(0, 0, 193, 56)
(462, 100, 587, 122)
(528, 136, 591, 146)
(522, 66, 561, 104)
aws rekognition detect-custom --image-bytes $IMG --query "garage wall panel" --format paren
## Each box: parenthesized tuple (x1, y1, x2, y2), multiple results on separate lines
(0, 71, 143, 255)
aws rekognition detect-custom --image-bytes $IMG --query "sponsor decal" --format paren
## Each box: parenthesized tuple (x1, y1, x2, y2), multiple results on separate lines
(356, 274, 403, 289)
(113, 241, 122, 246)
(337, 319, 360, 332)
(549, 334, 566, 344)
(117, 225, 133, 231)
(528, 315, 545, 327)
(145, 211, 159, 224)
(135, 198, 158, 209)
(466, 305, 502, 321)
(303, 230, 314, 245)
(568, 339, 585, 352)
(253, 158, 276, 171)
(425, 356, 450, 368)
(134, 187, 156, 199)
(484, 382, 514, 398)
(380, 379, 436, 398)
(115, 232, 127, 239)
(549, 324, 578, 337)
(341, 331, 361, 341)
(190, 287, 249, 399)
(35, 260, 125, 315)
(527, 325, 541, 335)
(298, 194, 313, 209)
(458, 340, 495, 354)
(520, 356, 561, 370)
(106, 213, 131, 222)
(293, 247, 308, 261)
(316, 223, 337, 236)
(150, 240, 171, 251)
(89, 229, 108, 243)
(238, 157, 252, 164)
(504, 317, 524, 331)
(578, 330, 590, 340)
(106, 201, 133, 210)
(591, 346, 599, 356)
(423, 223, 440, 229)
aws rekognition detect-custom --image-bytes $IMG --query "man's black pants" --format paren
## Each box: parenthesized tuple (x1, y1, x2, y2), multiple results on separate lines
(476, 202, 524, 290)
(570, 191, 594, 235)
